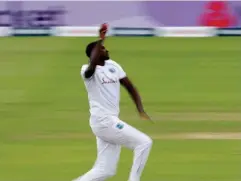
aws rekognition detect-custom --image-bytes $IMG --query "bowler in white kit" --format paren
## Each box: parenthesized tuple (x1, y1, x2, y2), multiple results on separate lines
(74, 25, 153, 181)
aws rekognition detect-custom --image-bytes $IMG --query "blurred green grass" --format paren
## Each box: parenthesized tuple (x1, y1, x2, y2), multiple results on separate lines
(0, 37, 241, 181)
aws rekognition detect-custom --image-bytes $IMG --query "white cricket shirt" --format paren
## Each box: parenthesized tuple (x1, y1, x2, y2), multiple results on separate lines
(81, 60, 126, 121)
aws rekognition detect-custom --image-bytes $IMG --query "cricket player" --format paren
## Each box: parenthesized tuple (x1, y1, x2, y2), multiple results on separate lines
(74, 24, 153, 181)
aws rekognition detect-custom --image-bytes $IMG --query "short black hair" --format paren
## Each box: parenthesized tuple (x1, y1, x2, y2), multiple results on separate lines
(85, 41, 98, 58)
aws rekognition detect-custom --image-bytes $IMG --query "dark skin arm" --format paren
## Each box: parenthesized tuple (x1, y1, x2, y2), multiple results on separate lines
(84, 25, 107, 79)
(84, 39, 104, 79)
(120, 77, 152, 121)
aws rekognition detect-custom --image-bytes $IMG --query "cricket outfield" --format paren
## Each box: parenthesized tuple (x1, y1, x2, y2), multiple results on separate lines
(0, 37, 241, 181)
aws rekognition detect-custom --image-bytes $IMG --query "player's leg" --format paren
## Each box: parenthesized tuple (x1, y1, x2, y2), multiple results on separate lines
(122, 122, 152, 181)
(95, 116, 153, 181)
(73, 137, 121, 181)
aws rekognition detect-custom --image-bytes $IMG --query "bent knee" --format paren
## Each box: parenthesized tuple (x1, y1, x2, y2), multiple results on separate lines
(145, 136, 153, 148)
(142, 135, 153, 145)
(136, 135, 153, 149)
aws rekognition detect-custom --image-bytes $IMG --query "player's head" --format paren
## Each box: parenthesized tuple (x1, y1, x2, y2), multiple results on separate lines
(85, 41, 109, 62)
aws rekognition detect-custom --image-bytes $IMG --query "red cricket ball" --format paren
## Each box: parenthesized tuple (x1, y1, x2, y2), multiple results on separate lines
(101, 23, 108, 30)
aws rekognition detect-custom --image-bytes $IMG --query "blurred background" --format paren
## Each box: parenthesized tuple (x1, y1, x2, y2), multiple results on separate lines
(0, 1, 241, 181)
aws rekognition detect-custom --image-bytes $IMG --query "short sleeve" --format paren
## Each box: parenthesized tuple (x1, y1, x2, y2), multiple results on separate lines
(80, 64, 88, 79)
(110, 60, 126, 79)
(118, 64, 126, 79)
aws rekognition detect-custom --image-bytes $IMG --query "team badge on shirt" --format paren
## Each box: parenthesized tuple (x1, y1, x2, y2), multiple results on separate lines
(109, 68, 115, 73)
(116, 123, 124, 129)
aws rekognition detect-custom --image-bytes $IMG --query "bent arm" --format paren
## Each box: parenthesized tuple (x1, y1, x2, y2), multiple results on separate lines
(84, 24, 107, 79)
(84, 40, 103, 79)
(120, 77, 144, 113)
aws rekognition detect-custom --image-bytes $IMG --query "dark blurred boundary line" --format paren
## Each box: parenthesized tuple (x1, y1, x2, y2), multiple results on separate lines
(11, 28, 51, 37)
(1, 26, 241, 37)
(217, 27, 241, 36)
(111, 27, 155, 37)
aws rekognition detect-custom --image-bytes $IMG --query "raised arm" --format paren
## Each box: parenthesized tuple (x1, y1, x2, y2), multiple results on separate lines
(120, 77, 151, 121)
(84, 40, 103, 79)
(84, 24, 107, 79)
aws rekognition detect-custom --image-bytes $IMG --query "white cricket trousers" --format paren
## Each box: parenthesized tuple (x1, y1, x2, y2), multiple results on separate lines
(74, 115, 153, 181)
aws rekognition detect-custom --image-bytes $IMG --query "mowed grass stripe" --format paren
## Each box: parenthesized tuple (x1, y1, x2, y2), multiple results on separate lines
(11, 132, 241, 141)
(120, 112, 241, 121)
